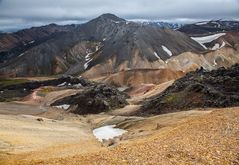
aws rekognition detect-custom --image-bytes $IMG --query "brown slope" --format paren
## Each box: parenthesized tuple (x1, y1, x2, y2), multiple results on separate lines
(23, 107, 239, 165)
(97, 68, 184, 87)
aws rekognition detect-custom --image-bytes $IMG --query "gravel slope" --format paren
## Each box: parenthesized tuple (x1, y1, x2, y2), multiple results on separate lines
(16, 107, 239, 165)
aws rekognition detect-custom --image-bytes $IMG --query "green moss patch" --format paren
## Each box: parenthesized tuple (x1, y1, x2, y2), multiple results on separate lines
(0, 78, 29, 88)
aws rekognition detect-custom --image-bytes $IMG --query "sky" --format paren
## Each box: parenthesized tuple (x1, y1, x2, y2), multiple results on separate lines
(0, 0, 239, 32)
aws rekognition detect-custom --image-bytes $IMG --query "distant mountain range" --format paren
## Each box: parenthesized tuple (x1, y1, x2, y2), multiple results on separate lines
(134, 21, 183, 30)
(179, 20, 239, 36)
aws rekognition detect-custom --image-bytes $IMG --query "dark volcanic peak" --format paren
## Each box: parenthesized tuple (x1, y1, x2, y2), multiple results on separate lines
(87, 13, 126, 25)
(0, 13, 205, 77)
(98, 13, 126, 22)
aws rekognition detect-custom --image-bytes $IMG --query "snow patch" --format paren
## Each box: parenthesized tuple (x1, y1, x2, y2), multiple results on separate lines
(162, 45, 173, 56)
(93, 125, 127, 142)
(212, 41, 226, 50)
(213, 59, 217, 66)
(212, 43, 220, 50)
(57, 82, 66, 87)
(153, 52, 161, 59)
(29, 40, 35, 44)
(19, 53, 24, 57)
(191, 33, 226, 49)
(220, 41, 226, 48)
(55, 104, 70, 110)
(84, 52, 93, 69)
(196, 22, 207, 25)
(112, 21, 120, 24)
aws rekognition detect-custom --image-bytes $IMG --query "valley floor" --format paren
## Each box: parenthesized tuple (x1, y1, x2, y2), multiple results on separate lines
(0, 101, 238, 164)
(30, 107, 239, 165)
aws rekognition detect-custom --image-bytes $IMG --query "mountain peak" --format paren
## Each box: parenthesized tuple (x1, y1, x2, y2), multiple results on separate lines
(97, 13, 125, 22)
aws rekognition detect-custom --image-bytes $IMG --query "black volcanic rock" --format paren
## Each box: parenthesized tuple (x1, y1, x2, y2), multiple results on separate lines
(139, 64, 239, 116)
(51, 84, 129, 115)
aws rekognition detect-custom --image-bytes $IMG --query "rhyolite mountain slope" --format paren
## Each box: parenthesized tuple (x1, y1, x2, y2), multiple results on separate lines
(139, 64, 239, 116)
(0, 14, 204, 77)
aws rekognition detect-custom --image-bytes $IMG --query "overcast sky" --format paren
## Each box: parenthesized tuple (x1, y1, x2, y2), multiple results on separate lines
(0, 0, 239, 32)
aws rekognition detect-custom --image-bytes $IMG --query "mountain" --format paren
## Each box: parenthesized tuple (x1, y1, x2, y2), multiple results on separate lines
(0, 14, 204, 77)
(179, 20, 239, 36)
(178, 20, 239, 52)
(135, 21, 182, 30)
(139, 64, 239, 116)
(0, 24, 77, 63)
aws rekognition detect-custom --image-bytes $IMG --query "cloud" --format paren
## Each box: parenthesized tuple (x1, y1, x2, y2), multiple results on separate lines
(0, 0, 239, 31)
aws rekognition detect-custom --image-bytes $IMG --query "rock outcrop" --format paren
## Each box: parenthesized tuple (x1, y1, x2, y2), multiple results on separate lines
(51, 84, 129, 114)
(139, 64, 239, 116)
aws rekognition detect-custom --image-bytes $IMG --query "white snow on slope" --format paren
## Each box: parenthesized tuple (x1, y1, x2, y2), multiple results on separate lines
(29, 40, 35, 44)
(84, 52, 93, 69)
(220, 41, 226, 48)
(213, 59, 217, 66)
(112, 20, 120, 24)
(212, 43, 220, 50)
(153, 52, 161, 59)
(19, 53, 25, 57)
(162, 45, 173, 56)
(196, 22, 207, 25)
(93, 125, 127, 142)
(55, 104, 70, 110)
(57, 82, 66, 87)
(191, 33, 226, 49)
(212, 41, 226, 50)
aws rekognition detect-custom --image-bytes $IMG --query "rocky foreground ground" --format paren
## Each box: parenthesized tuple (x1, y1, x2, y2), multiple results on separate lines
(32, 107, 239, 165)
(0, 65, 238, 165)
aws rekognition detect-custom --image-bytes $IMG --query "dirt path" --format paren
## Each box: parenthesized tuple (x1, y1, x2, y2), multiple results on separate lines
(0, 102, 47, 115)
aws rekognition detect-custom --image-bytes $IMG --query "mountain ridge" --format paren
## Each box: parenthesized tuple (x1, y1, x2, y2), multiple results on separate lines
(0, 13, 205, 77)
